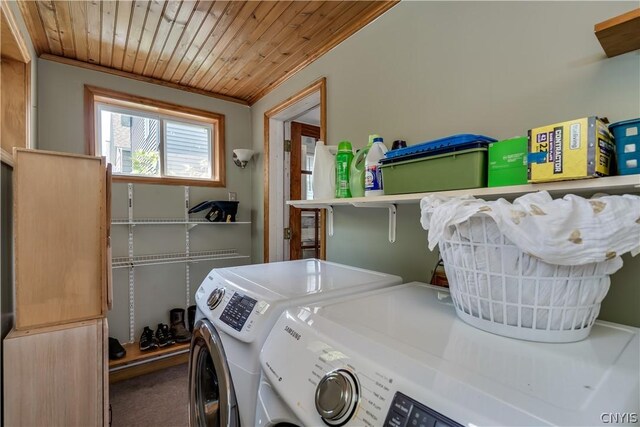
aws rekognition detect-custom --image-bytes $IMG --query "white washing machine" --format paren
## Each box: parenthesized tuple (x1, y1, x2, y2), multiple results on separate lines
(257, 282, 640, 426)
(188, 259, 402, 427)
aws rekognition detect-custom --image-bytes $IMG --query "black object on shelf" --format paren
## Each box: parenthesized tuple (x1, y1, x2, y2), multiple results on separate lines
(188, 200, 240, 222)
(109, 337, 126, 360)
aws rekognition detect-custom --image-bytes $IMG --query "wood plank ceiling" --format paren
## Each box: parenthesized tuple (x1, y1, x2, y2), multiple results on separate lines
(17, 1, 397, 105)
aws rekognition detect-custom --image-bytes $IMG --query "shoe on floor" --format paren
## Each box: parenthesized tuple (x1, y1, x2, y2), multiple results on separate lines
(155, 323, 175, 347)
(139, 326, 158, 351)
(109, 337, 126, 360)
(170, 308, 192, 343)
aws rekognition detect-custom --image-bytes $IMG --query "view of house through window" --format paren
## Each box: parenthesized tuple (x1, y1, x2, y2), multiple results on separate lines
(88, 86, 224, 186)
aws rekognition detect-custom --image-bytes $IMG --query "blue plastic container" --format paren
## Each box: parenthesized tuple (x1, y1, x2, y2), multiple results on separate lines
(610, 119, 640, 175)
(383, 134, 497, 163)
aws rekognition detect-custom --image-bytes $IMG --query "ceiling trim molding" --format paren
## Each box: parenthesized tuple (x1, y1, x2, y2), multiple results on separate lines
(247, 0, 399, 105)
(40, 54, 250, 106)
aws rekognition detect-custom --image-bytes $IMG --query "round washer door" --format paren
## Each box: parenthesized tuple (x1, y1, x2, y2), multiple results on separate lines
(189, 319, 239, 427)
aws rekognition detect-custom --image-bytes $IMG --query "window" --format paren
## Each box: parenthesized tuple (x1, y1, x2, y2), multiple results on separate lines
(85, 86, 225, 186)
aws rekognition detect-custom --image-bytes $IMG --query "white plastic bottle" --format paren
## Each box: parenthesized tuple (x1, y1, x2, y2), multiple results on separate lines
(364, 136, 388, 197)
(312, 140, 337, 200)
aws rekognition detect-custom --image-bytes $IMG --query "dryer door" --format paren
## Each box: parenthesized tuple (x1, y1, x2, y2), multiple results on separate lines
(189, 319, 239, 427)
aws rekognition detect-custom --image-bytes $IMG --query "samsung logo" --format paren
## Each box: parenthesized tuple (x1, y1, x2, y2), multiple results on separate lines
(284, 325, 301, 341)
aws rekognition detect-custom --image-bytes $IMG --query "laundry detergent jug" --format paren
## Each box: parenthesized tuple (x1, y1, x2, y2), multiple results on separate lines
(365, 135, 388, 197)
(349, 135, 375, 197)
(312, 141, 337, 200)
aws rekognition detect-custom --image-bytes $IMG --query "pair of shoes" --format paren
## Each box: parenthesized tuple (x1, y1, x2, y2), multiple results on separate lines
(139, 324, 176, 351)
(170, 308, 192, 343)
(109, 337, 126, 360)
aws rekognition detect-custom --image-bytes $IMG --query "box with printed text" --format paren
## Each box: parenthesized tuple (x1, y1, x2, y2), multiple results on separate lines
(527, 116, 615, 183)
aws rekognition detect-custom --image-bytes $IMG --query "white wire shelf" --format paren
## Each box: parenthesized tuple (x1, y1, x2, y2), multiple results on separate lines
(112, 249, 250, 269)
(112, 218, 251, 225)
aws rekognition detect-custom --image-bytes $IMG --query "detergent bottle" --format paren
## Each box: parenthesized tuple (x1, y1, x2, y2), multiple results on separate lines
(312, 141, 337, 200)
(364, 135, 388, 197)
(349, 135, 375, 197)
(335, 141, 354, 198)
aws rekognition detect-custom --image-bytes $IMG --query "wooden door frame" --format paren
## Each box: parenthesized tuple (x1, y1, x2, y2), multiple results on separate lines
(263, 77, 327, 263)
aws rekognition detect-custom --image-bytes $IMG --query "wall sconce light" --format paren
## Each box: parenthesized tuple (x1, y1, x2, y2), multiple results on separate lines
(233, 149, 254, 168)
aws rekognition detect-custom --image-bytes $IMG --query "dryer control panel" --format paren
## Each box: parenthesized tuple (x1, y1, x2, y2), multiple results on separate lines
(219, 292, 257, 332)
(384, 392, 462, 427)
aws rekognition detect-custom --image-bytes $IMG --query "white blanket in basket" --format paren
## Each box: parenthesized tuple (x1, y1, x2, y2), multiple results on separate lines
(421, 191, 640, 267)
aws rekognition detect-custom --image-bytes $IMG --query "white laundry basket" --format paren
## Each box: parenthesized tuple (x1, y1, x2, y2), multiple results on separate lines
(439, 215, 612, 343)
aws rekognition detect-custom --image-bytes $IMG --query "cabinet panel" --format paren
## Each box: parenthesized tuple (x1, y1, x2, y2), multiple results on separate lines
(3, 319, 106, 426)
(14, 149, 107, 329)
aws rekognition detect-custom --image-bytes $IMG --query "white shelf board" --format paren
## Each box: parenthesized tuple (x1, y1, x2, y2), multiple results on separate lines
(287, 175, 640, 208)
(112, 219, 251, 225)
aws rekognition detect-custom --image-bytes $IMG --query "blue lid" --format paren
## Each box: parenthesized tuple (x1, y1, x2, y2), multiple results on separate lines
(385, 134, 497, 160)
(373, 137, 384, 143)
(609, 118, 640, 129)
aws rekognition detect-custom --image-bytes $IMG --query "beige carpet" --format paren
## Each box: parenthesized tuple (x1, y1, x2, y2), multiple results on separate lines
(110, 364, 189, 427)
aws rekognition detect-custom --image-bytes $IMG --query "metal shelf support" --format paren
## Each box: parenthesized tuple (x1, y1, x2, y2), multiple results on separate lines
(351, 203, 397, 243)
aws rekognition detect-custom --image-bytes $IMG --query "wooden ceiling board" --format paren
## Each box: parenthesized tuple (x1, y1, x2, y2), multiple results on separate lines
(157, 0, 214, 80)
(149, 0, 198, 78)
(231, 0, 364, 99)
(121, 0, 150, 71)
(197, 0, 283, 91)
(131, 0, 166, 74)
(86, 1, 102, 64)
(212, 1, 324, 95)
(186, 1, 261, 87)
(16, 0, 398, 104)
(177, 0, 245, 85)
(167, 0, 228, 82)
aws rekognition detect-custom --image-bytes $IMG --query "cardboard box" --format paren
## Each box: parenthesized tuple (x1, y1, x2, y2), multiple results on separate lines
(528, 116, 614, 183)
(488, 137, 528, 187)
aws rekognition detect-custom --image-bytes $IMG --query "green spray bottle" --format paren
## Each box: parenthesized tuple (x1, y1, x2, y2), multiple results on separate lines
(335, 141, 354, 198)
(349, 135, 377, 197)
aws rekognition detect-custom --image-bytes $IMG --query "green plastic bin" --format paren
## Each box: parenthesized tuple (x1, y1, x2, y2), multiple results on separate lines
(488, 137, 528, 187)
(380, 147, 487, 195)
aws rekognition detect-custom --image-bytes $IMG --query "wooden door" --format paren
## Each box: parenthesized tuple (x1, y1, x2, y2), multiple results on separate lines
(289, 122, 322, 260)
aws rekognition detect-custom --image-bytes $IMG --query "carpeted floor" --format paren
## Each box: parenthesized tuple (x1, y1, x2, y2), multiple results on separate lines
(110, 364, 189, 427)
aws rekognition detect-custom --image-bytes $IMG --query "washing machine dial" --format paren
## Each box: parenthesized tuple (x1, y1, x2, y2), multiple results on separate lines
(315, 369, 359, 426)
(207, 287, 225, 310)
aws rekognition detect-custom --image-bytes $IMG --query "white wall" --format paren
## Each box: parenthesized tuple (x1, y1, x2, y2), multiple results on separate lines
(251, 1, 640, 326)
(37, 59, 254, 342)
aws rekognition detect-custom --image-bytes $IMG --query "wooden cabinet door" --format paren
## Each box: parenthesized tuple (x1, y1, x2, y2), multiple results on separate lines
(14, 149, 108, 329)
(3, 319, 107, 426)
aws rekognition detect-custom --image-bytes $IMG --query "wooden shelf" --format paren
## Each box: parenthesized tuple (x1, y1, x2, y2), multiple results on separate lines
(595, 8, 640, 58)
(109, 341, 190, 370)
(109, 341, 190, 383)
(287, 175, 640, 208)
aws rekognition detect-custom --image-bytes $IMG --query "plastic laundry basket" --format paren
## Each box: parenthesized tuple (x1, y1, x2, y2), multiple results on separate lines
(438, 215, 611, 343)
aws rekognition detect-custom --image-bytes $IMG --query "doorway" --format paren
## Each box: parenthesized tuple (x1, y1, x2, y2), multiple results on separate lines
(263, 78, 327, 263)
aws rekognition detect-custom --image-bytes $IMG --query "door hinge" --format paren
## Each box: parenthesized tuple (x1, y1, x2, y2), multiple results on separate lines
(284, 228, 291, 240)
(284, 139, 292, 153)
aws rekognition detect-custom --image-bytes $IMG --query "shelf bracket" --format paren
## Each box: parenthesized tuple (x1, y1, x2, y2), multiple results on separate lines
(351, 203, 397, 243)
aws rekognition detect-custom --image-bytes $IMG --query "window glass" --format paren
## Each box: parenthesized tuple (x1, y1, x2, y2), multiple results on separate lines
(165, 120, 211, 178)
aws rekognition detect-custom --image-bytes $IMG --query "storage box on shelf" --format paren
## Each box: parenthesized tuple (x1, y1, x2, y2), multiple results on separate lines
(610, 118, 640, 176)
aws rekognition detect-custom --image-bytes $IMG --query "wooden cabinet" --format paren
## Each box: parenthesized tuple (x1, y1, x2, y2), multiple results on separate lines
(3, 319, 109, 426)
(13, 149, 112, 330)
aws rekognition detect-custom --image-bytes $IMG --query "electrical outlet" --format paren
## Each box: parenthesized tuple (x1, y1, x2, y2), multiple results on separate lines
(228, 192, 237, 201)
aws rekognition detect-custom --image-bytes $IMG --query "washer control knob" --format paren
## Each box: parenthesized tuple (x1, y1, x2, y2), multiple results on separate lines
(207, 287, 225, 310)
(315, 369, 359, 425)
